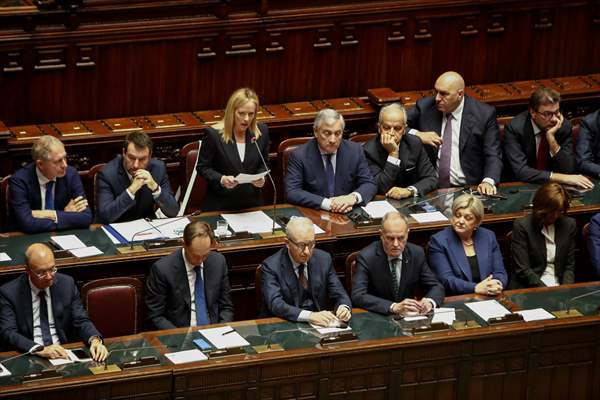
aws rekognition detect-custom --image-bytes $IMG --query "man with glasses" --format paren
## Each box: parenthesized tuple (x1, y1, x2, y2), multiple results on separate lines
(285, 108, 377, 213)
(260, 217, 351, 326)
(352, 211, 444, 316)
(503, 87, 593, 188)
(8, 135, 92, 233)
(364, 103, 437, 199)
(0, 243, 107, 361)
(96, 132, 179, 224)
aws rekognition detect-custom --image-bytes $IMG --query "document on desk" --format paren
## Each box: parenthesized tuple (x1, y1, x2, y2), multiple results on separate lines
(410, 211, 448, 224)
(149, 217, 190, 239)
(309, 323, 352, 335)
(0, 253, 11, 262)
(234, 170, 270, 184)
(50, 234, 87, 250)
(465, 300, 511, 321)
(361, 200, 397, 219)
(0, 363, 11, 377)
(108, 219, 163, 243)
(165, 349, 208, 364)
(515, 308, 556, 322)
(198, 326, 250, 349)
(222, 211, 281, 234)
(70, 246, 103, 258)
(431, 307, 456, 325)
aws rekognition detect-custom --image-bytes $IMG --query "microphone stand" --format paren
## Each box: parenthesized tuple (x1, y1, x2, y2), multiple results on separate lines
(554, 287, 600, 318)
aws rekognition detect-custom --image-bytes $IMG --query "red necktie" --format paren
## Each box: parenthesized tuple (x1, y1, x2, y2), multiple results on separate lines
(537, 132, 549, 170)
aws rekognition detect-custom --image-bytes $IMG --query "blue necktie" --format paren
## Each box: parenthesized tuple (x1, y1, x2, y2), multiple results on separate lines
(38, 291, 53, 346)
(45, 181, 55, 210)
(325, 154, 335, 197)
(194, 266, 210, 326)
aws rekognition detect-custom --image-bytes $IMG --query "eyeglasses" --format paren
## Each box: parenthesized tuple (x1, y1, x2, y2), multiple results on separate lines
(31, 267, 57, 279)
(381, 234, 407, 244)
(535, 109, 561, 119)
(288, 239, 316, 252)
(380, 124, 405, 133)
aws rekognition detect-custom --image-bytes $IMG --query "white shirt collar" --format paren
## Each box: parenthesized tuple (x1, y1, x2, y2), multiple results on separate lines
(448, 96, 465, 119)
(531, 117, 542, 135)
(35, 166, 52, 186)
(182, 248, 203, 271)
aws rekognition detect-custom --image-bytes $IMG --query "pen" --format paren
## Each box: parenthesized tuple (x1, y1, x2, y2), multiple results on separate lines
(221, 328, 236, 336)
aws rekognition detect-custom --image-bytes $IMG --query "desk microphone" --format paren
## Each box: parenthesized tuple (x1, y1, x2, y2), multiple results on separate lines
(251, 134, 277, 234)
(563, 288, 600, 314)
(0, 344, 44, 370)
(257, 322, 352, 352)
(128, 210, 201, 250)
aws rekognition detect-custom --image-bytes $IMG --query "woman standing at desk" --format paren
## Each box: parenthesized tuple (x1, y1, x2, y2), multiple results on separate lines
(510, 183, 575, 288)
(428, 194, 507, 295)
(197, 88, 270, 211)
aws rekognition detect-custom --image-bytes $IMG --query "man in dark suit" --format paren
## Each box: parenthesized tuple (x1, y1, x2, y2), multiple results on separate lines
(407, 71, 502, 195)
(576, 109, 600, 178)
(0, 243, 107, 361)
(261, 217, 352, 326)
(352, 212, 444, 316)
(96, 132, 179, 224)
(364, 103, 437, 199)
(285, 108, 377, 213)
(8, 135, 92, 234)
(504, 88, 593, 188)
(145, 221, 233, 330)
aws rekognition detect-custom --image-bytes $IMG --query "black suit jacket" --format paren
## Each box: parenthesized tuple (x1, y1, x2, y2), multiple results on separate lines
(261, 248, 351, 322)
(196, 123, 269, 211)
(96, 155, 179, 224)
(503, 110, 575, 183)
(576, 109, 600, 177)
(352, 241, 444, 315)
(406, 95, 502, 184)
(509, 214, 576, 289)
(0, 274, 101, 352)
(145, 248, 234, 330)
(363, 133, 438, 196)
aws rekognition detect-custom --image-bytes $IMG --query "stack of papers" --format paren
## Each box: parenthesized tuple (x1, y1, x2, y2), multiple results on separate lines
(197, 326, 250, 349)
(410, 211, 448, 223)
(50, 235, 103, 258)
(431, 307, 456, 325)
(165, 349, 208, 364)
(234, 170, 269, 184)
(221, 211, 281, 234)
(361, 200, 397, 219)
(309, 323, 352, 335)
(465, 300, 511, 321)
(515, 308, 556, 322)
(103, 217, 190, 244)
(0, 253, 11, 262)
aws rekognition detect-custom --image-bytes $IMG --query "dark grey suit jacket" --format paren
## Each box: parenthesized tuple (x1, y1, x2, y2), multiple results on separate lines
(509, 214, 576, 289)
(406, 95, 502, 184)
(576, 109, 600, 177)
(352, 241, 444, 315)
(145, 248, 234, 330)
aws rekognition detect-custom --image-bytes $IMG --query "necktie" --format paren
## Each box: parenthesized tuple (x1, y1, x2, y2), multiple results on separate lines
(438, 114, 453, 188)
(45, 181, 55, 210)
(537, 132, 549, 170)
(325, 154, 335, 198)
(38, 291, 53, 346)
(297, 263, 308, 290)
(390, 258, 400, 299)
(194, 266, 210, 326)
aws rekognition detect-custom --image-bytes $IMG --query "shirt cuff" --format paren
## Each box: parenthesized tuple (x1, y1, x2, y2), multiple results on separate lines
(408, 128, 418, 136)
(482, 177, 496, 186)
(550, 146, 561, 158)
(151, 185, 162, 200)
(351, 192, 363, 204)
(320, 198, 332, 211)
(298, 310, 311, 322)
(407, 186, 418, 196)
(126, 188, 135, 200)
(338, 304, 351, 313)
(386, 155, 401, 167)
(423, 297, 437, 309)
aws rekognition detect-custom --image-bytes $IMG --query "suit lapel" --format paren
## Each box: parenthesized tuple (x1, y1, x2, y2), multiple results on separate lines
(307, 257, 323, 311)
(177, 250, 191, 308)
(19, 275, 34, 340)
(223, 135, 244, 172)
(459, 99, 474, 152)
(28, 164, 43, 209)
(117, 157, 132, 193)
(472, 230, 488, 278)
(281, 250, 300, 306)
(398, 247, 412, 300)
(49, 278, 65, 342)
(309, 140, 328, 196)
(448, 231, 472, 280)
(375, 242, 395, 300)
(524, 117, 538, 165)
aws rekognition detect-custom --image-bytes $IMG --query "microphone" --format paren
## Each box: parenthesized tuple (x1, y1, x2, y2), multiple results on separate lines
(251, 134, 278, 235)
(561, 288, 600, 316)
(0, 344, 44, 373)
(254, 321, 354, 353)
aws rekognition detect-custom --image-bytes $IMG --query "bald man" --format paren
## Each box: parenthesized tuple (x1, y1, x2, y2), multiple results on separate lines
(260, 217, 351, 326)
(0, 244, 107, 361)
(407, 71, 502, 195)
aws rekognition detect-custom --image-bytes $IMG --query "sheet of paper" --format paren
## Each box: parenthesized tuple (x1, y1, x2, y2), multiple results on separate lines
(361, 200, 397, 219)
(465, 300, 511, 321)
(222, 211, 281, 234)
(109, 219, 164, 242)
(101, 226, 121, 245)
(432, 307, 456, 325)
(48, 351, 77, 366)
(149, 217, 190, 239)
(309, 323, 352, 335)
(234, 170, 270, 184)
(0, 253, 11, 262)
(0, 363, 11, 377)
(50, 234, 87, 250)
(403, 315, 428, 322)
(165, 349, 208, 364)
(70, 246, 103, 258)
(515, 308, 556, 322)
(198, 326, 250, 349)
(410, 211, 448, 223)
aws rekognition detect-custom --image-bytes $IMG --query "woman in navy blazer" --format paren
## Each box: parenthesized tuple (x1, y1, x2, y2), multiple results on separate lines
(429, 194, 508, 295)
(197, 88, 270, 211)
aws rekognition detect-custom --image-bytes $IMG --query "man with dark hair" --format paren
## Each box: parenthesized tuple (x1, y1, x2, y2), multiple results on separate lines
(0, 243, 107, 361)
(8, 135, 91, 233)
(96, 132, 179, 224)
(576, 109, 600, 178)
(145, 221, 234, 330)
(503, 87, 593, 188)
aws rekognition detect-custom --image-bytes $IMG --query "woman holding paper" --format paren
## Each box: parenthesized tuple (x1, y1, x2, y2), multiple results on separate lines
(509, 183, 575, 288)
(428, 194, 508, 295)
(197, 88, 270, 211)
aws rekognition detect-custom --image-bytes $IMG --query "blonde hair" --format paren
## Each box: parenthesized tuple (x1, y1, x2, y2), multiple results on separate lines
(214, 88, 262, 144)
(452, 194, 484, 225)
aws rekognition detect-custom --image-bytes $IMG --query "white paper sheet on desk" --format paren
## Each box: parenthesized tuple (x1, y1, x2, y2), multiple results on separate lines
(465, 300, 511, 321)
(149, 217, 190, 239)
(0, 363, 11, 377)
(50, 234, 87, 250)
(410, 211, 448, 223)
(0, 253, 11, 262)
(70, 246, 103, 258)
(403, 315, 428, 322)
(109, 219, 163, 242)
(431, 307, 456, 325)
(101, 226, 121, 244)
(234, 170, 270, 184)
(309, 323, 352, 335)
(48, 350, 82, 366)
(165, 349, 208, 364)
(515, 308, 556, 322)
(361, 200, 397, 219)
(198, 326, 250, 349)
(222, 211, 281, 234)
